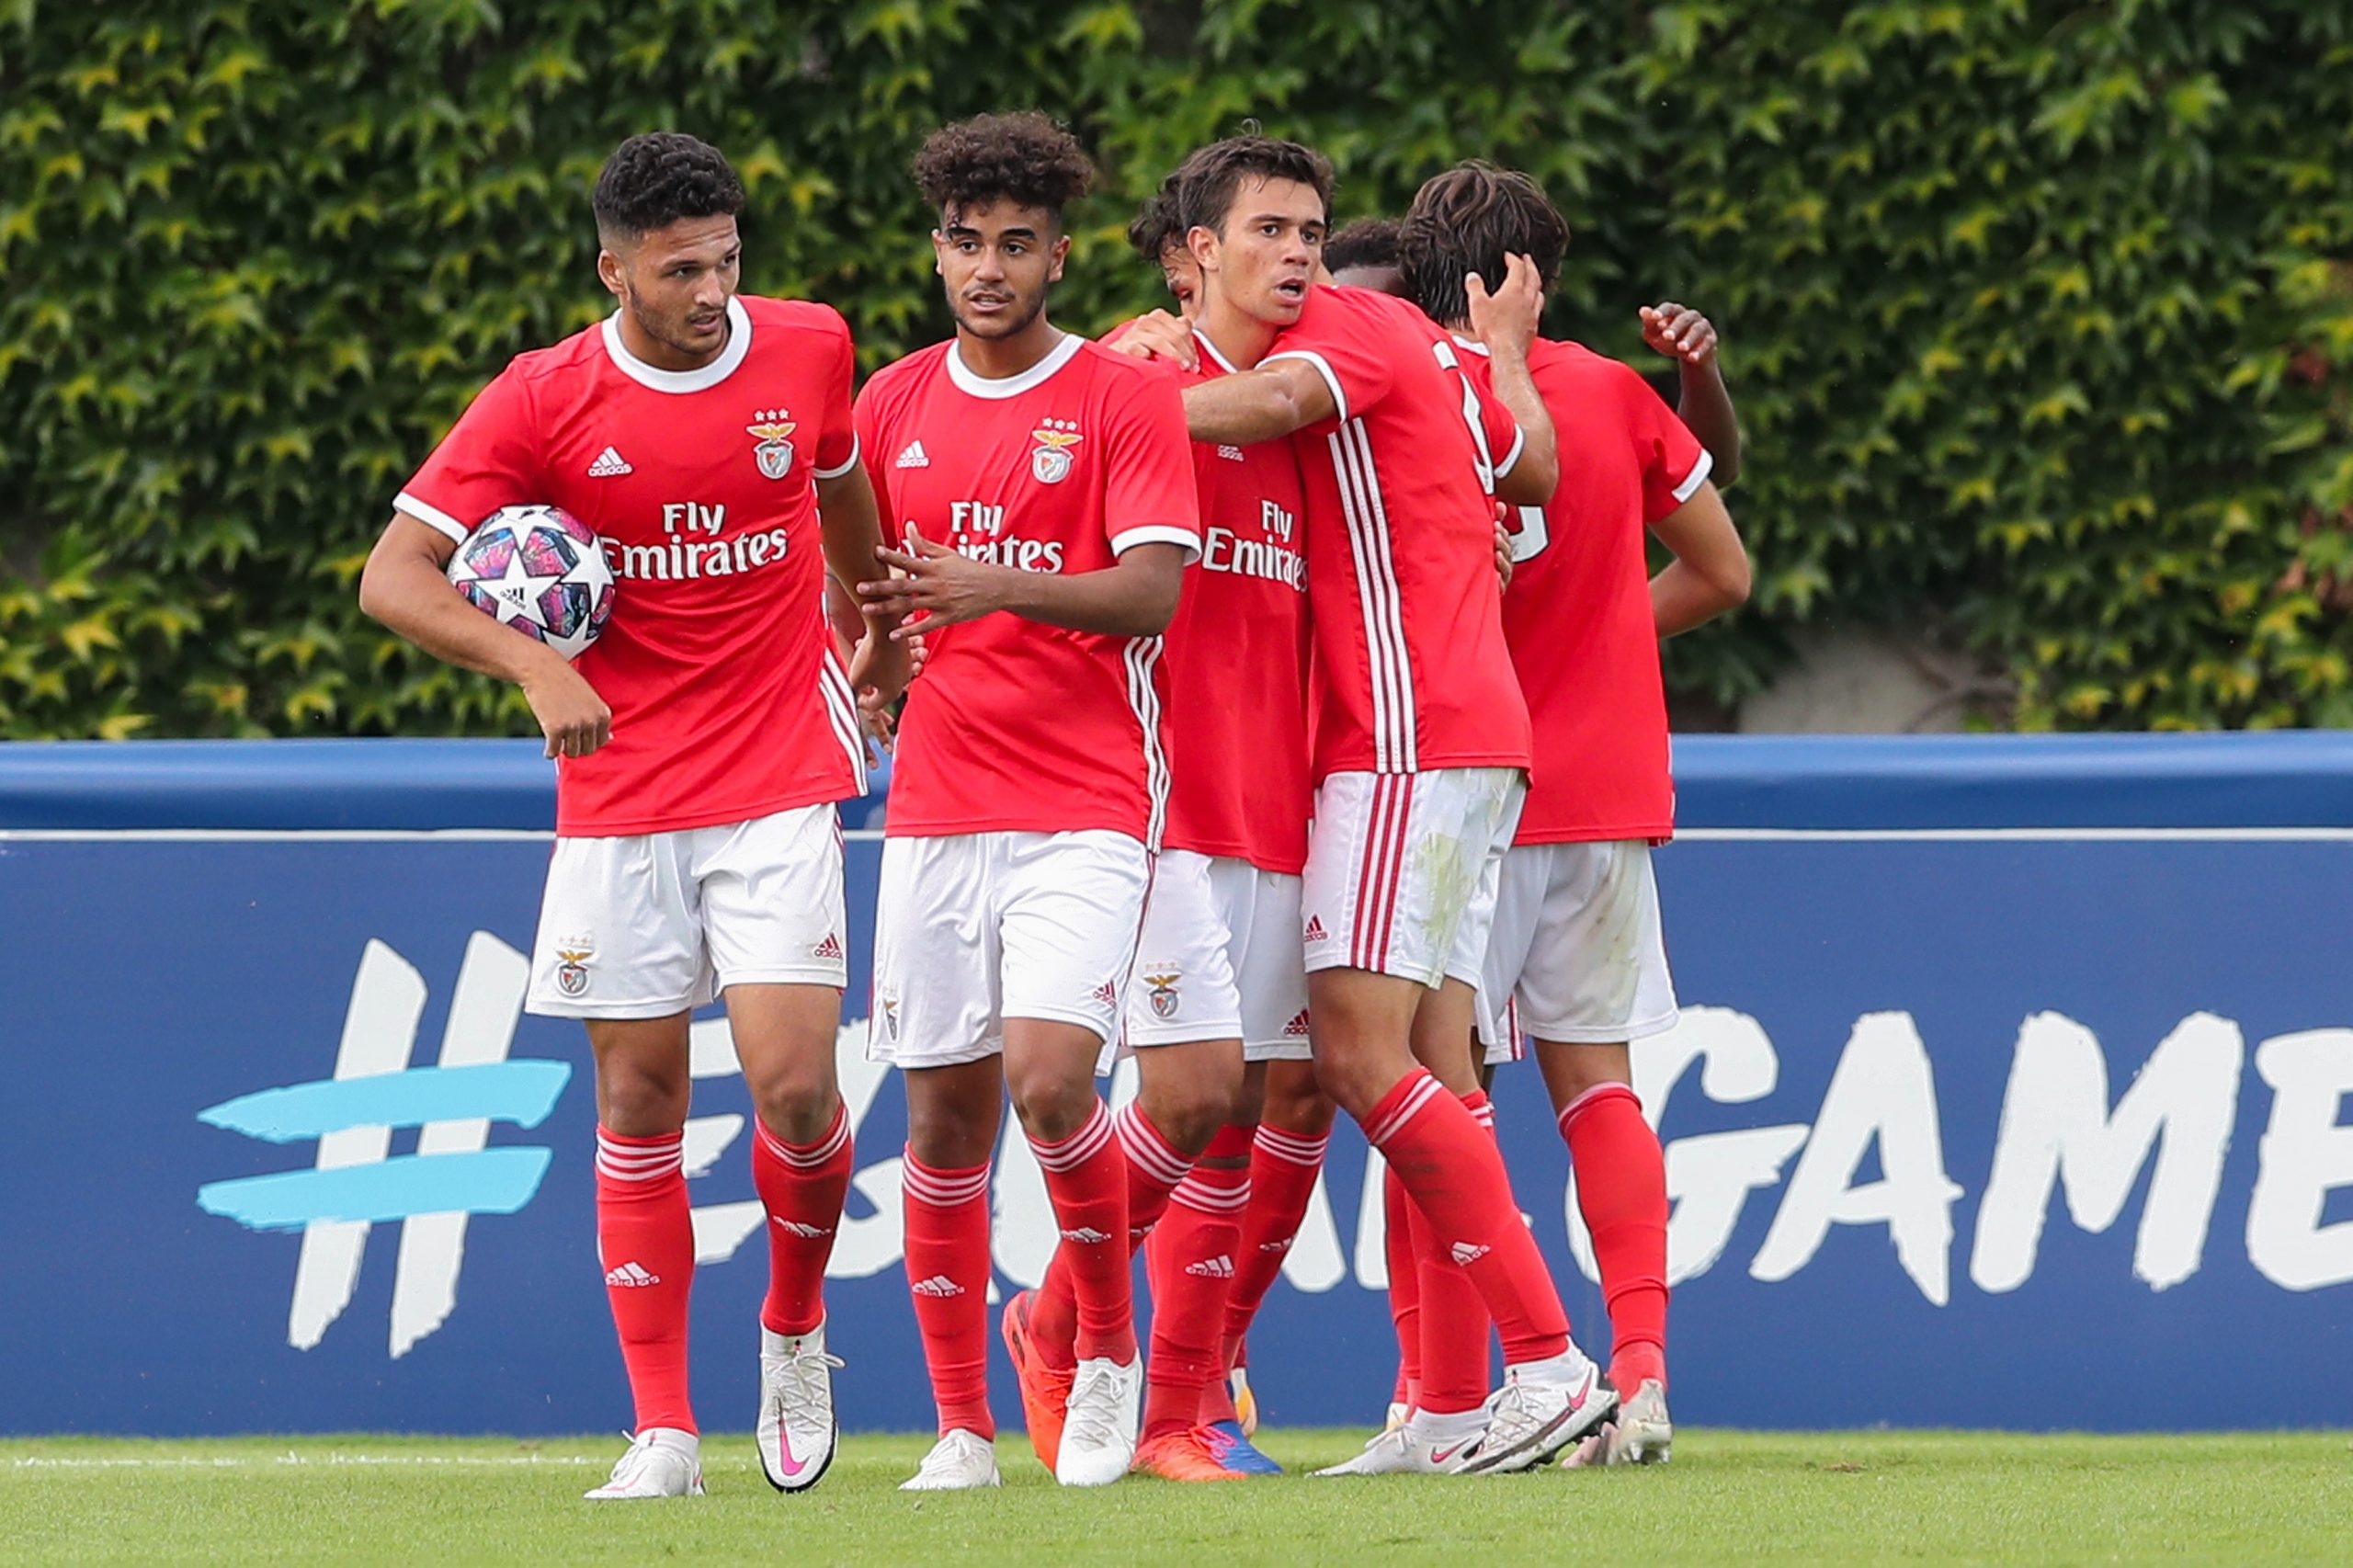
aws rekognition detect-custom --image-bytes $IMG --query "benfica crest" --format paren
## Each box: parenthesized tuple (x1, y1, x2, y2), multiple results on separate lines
(746, 408, 798, 480)
(1144, 970, 1180, 1019)
(555, 948, 592, 997)
(1030, 418, 1083, 484)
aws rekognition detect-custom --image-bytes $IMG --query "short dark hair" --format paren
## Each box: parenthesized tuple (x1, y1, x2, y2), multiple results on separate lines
(1172, 134, 1334, 239)
(592, 132, 745, 245)
(1323, 217, 1402, 275)
(1127, 177, 1184, 264)
(1398, 162, 1568, 325)
(914, 111, 1095, 227)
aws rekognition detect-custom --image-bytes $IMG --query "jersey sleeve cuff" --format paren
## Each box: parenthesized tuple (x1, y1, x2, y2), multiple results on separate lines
(813, 434, 861, 481)
(1494, 422, 1529, 483)
(1110, 525, 1203, 565)
(393, 491, 471, 543)
(1671, 447, 1714, 504)
(1262, 349, 1347, 425)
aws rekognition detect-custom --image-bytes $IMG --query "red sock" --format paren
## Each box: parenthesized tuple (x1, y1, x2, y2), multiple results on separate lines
(1029, 1101, 1136, 1364)
(902, 1151, 995, 1438)
(1221, 1123, 1328, 1358)
(1363, 1070, 1567, 1367)
(595, 1127, 697, 1436)
(1142, 1125, 1252, 1440)
(1561, 1084, 1669, 1392)
(1413, 1091, 1497, 1416)
(751, 1103, 852, 1337)
(1382, 1162, 1421, 1409)
(1031, 1102, 1188, 1369)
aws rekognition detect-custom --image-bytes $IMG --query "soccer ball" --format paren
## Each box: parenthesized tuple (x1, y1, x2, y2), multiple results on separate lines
(445, 504, 616, 661)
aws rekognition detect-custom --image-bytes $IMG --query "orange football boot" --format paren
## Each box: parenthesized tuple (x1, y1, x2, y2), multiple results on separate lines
(1131, 1428, 1250, 1482)
(1000, 1289, 1074, 1471)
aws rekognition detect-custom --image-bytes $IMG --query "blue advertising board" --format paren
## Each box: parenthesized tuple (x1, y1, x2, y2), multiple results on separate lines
(4, 736, 2349, 1436)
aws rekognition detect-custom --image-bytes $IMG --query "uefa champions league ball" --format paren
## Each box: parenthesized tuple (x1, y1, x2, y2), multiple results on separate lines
(445, 503, 616, 661)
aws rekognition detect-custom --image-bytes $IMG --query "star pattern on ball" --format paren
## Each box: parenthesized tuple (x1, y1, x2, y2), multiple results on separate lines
(482, 538, 567, 631)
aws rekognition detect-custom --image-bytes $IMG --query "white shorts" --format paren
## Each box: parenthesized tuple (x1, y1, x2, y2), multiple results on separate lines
(1301, 767, 1524, 989)
(1123, 850, 1312, 1062)
(525, 804, 847, 1019)
(1475, 838, 1679, 1065)
(868, 830, 1152, 1070)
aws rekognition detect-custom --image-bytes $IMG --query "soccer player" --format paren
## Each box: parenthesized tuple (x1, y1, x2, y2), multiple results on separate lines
(1400, 161, 1751, 1467)
(1002, 136, 1330, 1484)
(1170, 139, 1618, 1476)
(850, 112, 1199, 1492)
(1320, 217, 1405, 293)
(358, 132, 907, 1499)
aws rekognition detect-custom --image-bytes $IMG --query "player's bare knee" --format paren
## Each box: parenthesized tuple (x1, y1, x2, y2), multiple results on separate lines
(746, 1070, 838, 1146)
(1139, 1077, 1226, 1156)
(1536, 1039, 1633, 1112)
(1006, 1068, 1096, 1144)
(594, 1059, 689, 1137)
(904, 1098, 995, 1171)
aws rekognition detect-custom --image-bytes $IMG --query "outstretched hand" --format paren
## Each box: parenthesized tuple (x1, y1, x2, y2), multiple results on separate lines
(1641, 301, 1719, 367)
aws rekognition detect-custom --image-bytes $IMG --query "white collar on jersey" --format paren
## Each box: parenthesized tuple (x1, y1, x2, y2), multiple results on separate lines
(1449, 332, 1492, 357)
(945, 331, 1086, 398)
(1194, 330, 1241, 374)
(600, 296, 754, 393)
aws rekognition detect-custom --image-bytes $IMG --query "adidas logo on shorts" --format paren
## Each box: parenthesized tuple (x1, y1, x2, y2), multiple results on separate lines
(911, 1275, 964, 1297)
(1282, 1009, 1311, 1037)
(1303, 915, 1329, 942)
(1449, 1241, 1491, 1267)
(1091, 979, 1120, 1007)
(1184, 1255, 1236, 1279)
(813, 933, 843, 960)
(604, 1261, 659, 1288)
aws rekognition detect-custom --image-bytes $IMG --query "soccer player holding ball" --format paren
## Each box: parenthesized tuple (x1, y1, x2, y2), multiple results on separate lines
(1400, 163, 1752, 1467)
(359, 133, 907, 1499)
(850, 113, 1199, 1492)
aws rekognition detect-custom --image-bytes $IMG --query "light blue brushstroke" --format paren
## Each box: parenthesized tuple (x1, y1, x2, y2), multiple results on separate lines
(196, 1148, 554, 1232)
(197, 1062, 571, 1143)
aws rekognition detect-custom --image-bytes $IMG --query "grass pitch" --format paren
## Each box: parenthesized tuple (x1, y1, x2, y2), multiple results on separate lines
(3, 1429, 2347, 1566)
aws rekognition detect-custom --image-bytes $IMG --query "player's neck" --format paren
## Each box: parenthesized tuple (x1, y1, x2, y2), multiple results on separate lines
(954, 314, 1066, 382)
(1199, 294, 1278, 369)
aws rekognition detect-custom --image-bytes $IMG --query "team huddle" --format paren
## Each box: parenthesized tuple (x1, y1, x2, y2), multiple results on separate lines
(359, 113, 1748, 1499)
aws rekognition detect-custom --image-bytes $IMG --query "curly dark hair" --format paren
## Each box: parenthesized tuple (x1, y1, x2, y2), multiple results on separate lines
(592, 132, 745, 245)
(1170, 134, 1333, 239)
(1399, 162, 1568, 326)
(1127, 176, 1184, 264)
(913, 111, 1095, 228)
(1322, 217, 1403, 276)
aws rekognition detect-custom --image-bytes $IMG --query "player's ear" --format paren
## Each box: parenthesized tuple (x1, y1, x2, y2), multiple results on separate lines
(930, 230, 948, 277)
(1047, 233, 1071, 284)
(595, 247, 625, 301)
(1186, 224, 1218, 274)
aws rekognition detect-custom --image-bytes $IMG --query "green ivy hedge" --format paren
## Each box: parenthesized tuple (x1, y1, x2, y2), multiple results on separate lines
(3, 0, 2348, 738)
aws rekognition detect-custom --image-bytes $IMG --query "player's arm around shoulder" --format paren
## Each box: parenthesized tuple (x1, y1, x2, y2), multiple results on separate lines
(1179, 354, 1335, 446)
(358, 512, 611, 758)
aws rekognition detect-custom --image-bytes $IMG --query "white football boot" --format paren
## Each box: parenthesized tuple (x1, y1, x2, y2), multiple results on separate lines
(1053, 1356, 1142, 1486)
(757, 1320, 845, 1493)
(584, 1427, 704, 1500)
(1603, 1379, 1673, 1465)
(1456, 1355, 1617, 1475)
(900, 1429, 1002, 1491)
(1312, 1420, 1460, 1477)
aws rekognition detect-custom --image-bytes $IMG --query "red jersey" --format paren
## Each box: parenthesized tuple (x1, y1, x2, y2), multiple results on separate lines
(1261, 285, 1532, 780)
(855, 334, 1200, 847)
(396, 295, 865, 837)
(1465, 335, 1711, 843)
(1159, 332, 1313, 873)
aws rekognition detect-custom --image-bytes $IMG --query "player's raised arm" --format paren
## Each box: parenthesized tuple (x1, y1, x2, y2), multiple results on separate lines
(1465, 254, 1560, 507)
(1643, 301, 1742, 486)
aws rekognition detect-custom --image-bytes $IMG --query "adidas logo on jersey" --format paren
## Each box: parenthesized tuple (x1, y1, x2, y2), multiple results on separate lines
(911, 1275, 965, 1298)
(587, 446, 632, 477)
(1302, 915, 1329, 943)
(1449, 1241, 1491, 1267)
(1060, 1226, 1113, 1245)
(604, 1261, 659, 1288)
(1184, 1255, 1236, 1279)
(895, 440, 930, 469)
(1282, 1009, 1312, 1038)
(812, 933, 843, 960)
(1216, 444, 1245, 462)
(772, 1219, 833, 1239)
